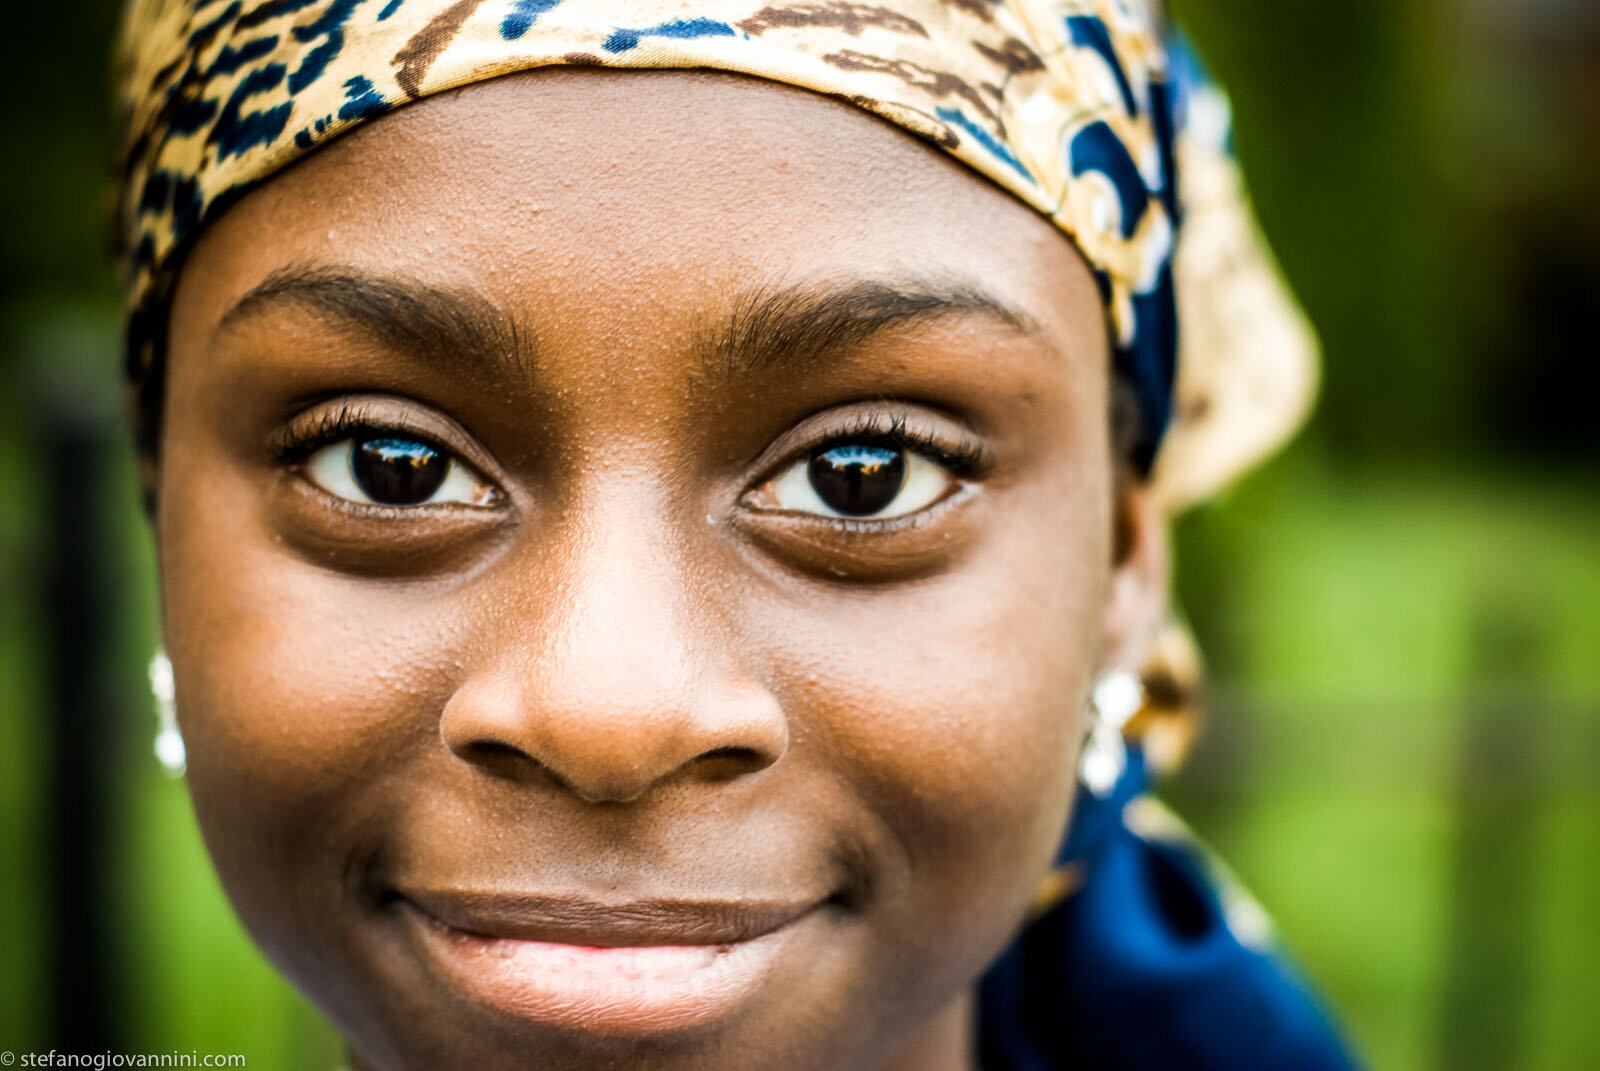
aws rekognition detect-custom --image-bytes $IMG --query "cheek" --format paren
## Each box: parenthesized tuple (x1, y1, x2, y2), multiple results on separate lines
(757, 509, 1107, 938)
(173, 573, 451, 803)
(159, 481, 463, 944)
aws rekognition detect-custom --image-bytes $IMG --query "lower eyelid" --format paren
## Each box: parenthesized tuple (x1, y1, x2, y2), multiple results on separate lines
(269, 475, 516, 576)
(731, 484, 982, 583)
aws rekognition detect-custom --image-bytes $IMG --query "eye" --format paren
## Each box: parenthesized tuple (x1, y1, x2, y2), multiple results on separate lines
(758, 442, 957, 520)
(302, 435, 496, 507)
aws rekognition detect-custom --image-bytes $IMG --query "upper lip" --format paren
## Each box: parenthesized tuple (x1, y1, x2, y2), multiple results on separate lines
(402, 888, 819, 947)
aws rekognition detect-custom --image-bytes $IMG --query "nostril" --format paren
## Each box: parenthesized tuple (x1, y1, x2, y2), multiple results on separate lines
(456, 739, 542, 780)
(465, 739, 524, 761)
(692, 746, 773, 782)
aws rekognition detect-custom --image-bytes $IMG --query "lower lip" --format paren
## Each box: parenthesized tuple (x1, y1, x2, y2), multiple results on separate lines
(406, 906, 798, 1036)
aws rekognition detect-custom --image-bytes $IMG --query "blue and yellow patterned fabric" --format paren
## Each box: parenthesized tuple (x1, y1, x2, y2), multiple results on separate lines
(113, 0, 1181, 468)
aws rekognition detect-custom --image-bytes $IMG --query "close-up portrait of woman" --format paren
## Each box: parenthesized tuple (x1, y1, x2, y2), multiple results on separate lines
(2, 0, 1597, 1069)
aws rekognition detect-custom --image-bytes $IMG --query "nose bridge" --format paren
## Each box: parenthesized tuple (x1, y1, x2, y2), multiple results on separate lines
(544, 495, 699, 717)
(443, 483, 786, 802)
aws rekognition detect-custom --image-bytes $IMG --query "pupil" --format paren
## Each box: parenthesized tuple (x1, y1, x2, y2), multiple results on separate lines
(808, 444, 906, 516)
(350, 437, 449, 505)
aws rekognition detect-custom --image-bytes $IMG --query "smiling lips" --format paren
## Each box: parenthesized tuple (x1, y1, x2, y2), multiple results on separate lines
(403, 889, 819, 1036)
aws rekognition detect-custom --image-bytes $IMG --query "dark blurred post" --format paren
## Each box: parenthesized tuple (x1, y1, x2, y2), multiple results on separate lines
(1433, 594, 1548, 1071)
(37, 355, 123, 1052)
(0, 0, 132, 1043)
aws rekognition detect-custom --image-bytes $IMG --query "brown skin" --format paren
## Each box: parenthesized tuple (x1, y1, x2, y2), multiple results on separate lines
(155, 69, 1167, 1071)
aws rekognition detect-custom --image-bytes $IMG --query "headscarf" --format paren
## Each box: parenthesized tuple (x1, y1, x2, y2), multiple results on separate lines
(115, 0, 1184, 468)
(114, 0, 1316, 500)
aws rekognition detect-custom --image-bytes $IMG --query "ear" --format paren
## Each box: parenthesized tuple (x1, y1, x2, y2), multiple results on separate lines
(1100, 471, 1170, 674)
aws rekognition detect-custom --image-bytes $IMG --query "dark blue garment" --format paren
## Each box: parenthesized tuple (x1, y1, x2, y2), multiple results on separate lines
(978, 752, 1360, 1070)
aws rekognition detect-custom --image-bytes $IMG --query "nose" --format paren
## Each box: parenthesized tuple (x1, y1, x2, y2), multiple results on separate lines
(440, 510, 788, 804)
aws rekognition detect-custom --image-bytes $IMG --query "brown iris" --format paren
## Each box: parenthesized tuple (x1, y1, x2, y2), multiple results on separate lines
(350, 437, 449, 505)
(807, 445, 906, 516)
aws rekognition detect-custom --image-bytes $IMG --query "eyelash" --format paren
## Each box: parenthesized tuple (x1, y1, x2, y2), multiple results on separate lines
(268, 402, 434, 465)
(803, 410, 990, 479)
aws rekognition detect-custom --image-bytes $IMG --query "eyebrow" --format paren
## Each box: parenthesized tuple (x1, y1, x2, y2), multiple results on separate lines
(710, 276, 1043, 379)
(217, 265, 1042, 382)
(217, 265, 528, 380)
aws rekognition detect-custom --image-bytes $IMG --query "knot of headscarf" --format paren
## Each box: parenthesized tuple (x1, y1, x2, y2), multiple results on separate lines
(113, 0, 1180, 468)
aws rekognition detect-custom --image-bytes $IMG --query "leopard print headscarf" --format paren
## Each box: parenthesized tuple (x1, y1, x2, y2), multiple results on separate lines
(113, 0, 1185, 466)
(115, 0, 1317, 501)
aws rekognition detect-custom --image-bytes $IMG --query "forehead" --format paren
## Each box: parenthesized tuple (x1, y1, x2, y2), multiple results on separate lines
(173, 68, 1102, 354)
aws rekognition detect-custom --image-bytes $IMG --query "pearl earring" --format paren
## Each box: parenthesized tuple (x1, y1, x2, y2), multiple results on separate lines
(148, 650, 186, 778)
(1078, 669, 1143, 797)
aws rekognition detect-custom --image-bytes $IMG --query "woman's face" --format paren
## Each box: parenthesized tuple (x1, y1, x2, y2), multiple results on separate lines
(157, 69, 1154, 1071)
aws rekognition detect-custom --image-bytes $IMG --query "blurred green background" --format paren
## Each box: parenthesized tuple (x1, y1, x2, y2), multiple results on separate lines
(1, 0, 1595, 1068)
